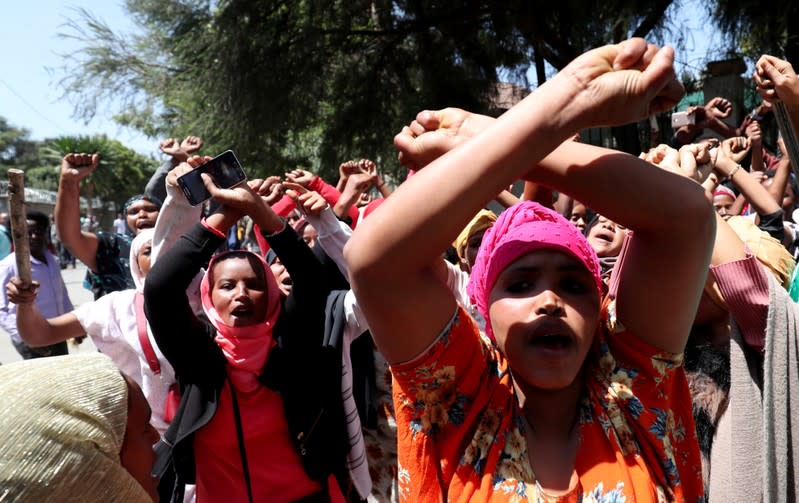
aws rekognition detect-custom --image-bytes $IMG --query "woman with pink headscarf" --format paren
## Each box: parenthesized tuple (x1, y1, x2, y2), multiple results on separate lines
(144, 162, 348, 502)
(346, 40, 712, 501)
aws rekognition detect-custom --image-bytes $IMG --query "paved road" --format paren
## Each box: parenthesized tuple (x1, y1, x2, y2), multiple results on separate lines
(0, 263, 99, 364)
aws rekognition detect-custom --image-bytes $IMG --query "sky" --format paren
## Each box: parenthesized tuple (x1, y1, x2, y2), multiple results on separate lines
(2, 0, 727, 159)
(1, 1, 155, 155)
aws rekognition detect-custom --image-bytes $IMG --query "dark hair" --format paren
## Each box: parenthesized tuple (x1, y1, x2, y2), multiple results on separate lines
(209, 251, 266, 286)
(26, 210, 50, 230)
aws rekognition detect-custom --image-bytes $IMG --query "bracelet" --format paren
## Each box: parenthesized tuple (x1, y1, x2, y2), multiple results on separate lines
(726, 163, 741, 180)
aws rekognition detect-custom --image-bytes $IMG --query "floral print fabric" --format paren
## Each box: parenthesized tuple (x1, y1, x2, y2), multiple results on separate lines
(391, 305, 704, 502)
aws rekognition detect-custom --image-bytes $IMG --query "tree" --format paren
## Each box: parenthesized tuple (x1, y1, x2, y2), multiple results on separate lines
(709, 0, 799, 66)
(40, 135, 157, 210)
(58, 0, 683, 178)
(0, 117, 40, 173)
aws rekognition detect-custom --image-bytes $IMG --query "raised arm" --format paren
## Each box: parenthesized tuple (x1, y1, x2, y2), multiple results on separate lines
(55, 153, 100, 272)
(345, 39, 690, 363)
(530, 142, 714, 353)
(715, 137, 782, 217)
(150, 160, 204, 265)
(756, 55, 799, 135)
(145, 136, 203, 204)
(5, 277, 84, 347)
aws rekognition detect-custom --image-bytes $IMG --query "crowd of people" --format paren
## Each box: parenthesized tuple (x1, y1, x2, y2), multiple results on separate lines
(0, 38, 798, 502)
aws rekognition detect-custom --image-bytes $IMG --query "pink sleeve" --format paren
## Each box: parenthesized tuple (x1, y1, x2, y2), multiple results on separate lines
(308, 176, 360, 228)
(710, 252, 769, 351)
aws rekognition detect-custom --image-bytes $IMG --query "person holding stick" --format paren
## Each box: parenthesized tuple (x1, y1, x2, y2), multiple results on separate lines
(0, 210, 73, 359)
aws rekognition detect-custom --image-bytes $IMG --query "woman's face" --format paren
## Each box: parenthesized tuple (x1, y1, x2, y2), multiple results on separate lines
(488, 250, 600, 391)
(126, 200, 160, 235)
(569, 203, 587, 233)
(586, 216, 625, 258)
(465, 229, 488, 271)
(712, 194, 736, 219)
(357, 192, 374, 208)
(302, 224, 318, 249)
(137, 240, 153, 278)
(211, 257, 268, 327)
(269, 256, 292, 298)
(120, 376, 160, 502)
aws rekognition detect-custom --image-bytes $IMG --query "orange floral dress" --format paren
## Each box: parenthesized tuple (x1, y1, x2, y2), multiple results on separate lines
(391, 304, 704, 502)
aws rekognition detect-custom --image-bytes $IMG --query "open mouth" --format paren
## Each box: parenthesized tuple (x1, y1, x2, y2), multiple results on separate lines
(530, 333, 573, 349)
(231, 305, 253, 318)
(525, 319, 576, 357)
(592, 230, 615, 243)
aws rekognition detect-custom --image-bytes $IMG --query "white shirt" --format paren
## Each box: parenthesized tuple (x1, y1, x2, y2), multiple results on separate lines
(0, 251, 73, 344)
(113, 217, 128, 235)
(74, 289, 176, 435)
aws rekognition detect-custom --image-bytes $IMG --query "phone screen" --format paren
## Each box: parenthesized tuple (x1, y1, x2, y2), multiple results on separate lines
(177, 150, 247, 206)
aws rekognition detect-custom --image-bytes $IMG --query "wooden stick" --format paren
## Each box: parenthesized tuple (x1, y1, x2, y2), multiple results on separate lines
(8, 169, 32, 285)
(774, 102, 799, 179)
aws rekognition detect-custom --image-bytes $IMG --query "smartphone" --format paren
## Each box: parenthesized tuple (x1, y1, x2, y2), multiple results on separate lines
(177, 150, 247, 206)
(671, 111, 695, 128)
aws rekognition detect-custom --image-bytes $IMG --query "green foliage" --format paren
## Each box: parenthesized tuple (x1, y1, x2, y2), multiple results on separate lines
(40, 135, 157, 208)
(708, 0, 799, 64)
(24, 166, 61, 192)
(0, 117, 39, 170)
(58, 0, 682, 176)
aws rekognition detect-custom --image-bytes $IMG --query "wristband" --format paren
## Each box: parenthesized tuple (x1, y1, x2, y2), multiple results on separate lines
(201, 217, 227, 238)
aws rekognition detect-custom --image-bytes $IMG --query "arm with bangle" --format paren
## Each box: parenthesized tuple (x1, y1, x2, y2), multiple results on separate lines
(713, 141, 785, 240)
(715, 141, 780, 216)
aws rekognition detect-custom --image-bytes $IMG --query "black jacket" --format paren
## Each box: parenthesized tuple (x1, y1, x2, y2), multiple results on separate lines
(145, 222, 349, 502)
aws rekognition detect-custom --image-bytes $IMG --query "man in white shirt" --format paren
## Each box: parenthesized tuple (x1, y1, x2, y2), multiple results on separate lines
(0, 210, 73, 359)
(112, 212, 128, 234)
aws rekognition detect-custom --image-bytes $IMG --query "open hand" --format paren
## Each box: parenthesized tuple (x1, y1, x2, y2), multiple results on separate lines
(284, 184, 329, 217)
(202, 171, 262, 214)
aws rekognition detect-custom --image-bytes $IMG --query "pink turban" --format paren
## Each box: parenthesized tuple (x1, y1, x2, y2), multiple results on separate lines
(467, 201, 602, 341)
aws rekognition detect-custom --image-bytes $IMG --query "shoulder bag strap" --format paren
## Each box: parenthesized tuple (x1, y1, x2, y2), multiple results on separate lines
(229, 381, 254, 503)
(135, 291, 161, 375)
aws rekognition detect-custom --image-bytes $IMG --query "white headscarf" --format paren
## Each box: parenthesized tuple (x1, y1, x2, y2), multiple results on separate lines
(0, 353, 152, 502)
(129, 227, 155, 291)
